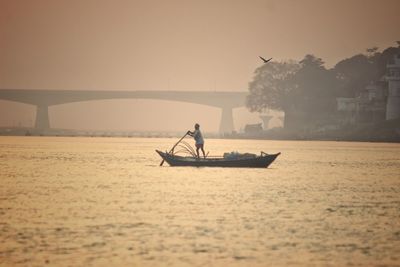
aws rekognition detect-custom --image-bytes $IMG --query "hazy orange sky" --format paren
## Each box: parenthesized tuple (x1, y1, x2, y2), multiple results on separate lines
(0, 0, 399, 132)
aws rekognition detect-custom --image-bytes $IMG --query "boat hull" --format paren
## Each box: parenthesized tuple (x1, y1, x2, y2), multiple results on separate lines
(156, 150, 280, 168)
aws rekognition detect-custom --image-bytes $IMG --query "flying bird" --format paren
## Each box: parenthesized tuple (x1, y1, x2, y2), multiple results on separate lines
(259, 56, 272, 63)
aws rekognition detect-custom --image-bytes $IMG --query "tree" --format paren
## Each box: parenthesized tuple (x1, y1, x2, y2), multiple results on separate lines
(246, 60, 299, 112)
(366, 46, 379, 57)
(247, 55, 338, 111)
(333, 44, 400, 98)
(247, 54, 338, 129)
(246, 43, 400, 131)
(288, 55, 338, 113)
(333, 54, 377, 97)
(375, 45, 400, 77)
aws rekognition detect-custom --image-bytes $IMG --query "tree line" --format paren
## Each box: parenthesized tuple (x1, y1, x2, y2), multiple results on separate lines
(246, 42, 400, 128)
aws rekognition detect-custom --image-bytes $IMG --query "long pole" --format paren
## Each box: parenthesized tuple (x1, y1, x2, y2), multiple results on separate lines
(160, 132, 188, 166)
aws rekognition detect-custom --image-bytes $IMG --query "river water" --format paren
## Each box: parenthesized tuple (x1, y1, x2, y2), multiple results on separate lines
(0, 137, 399, 266)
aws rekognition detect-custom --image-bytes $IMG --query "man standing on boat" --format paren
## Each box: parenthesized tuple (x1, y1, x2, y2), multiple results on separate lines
(187, 123, 206, 159)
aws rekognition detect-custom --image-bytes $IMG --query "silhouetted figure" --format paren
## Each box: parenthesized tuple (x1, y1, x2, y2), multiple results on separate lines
(187, 123, 205, 159)
(259, 56, 272, 63)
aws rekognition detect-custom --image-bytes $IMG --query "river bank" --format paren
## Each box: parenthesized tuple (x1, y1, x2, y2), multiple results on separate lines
(1, 118, 399, 143)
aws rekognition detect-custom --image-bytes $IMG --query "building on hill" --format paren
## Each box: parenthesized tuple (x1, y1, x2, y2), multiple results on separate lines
(354, 82, 387, 124)
(336, 97, 357, 125)
(336, 54, 400, 126)
(386, 54, 400, 120)
(336, 82, 387, 125)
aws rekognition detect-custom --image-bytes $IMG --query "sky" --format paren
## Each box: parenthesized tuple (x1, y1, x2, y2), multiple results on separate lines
(0, 0, 399, 132)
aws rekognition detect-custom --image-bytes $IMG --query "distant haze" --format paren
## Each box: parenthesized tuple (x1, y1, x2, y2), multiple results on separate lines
(0, 0, 399, 132)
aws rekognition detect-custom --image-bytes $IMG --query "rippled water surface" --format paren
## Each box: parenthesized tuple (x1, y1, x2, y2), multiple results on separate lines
(1, 137, 399, 266)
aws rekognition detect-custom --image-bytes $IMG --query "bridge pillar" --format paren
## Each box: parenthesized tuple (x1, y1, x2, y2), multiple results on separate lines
(219, 106, 234, 135)
(35, 105, 50, 129)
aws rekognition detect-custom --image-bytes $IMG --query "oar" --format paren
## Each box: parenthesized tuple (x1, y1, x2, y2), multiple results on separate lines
(160, 132, 188, 166)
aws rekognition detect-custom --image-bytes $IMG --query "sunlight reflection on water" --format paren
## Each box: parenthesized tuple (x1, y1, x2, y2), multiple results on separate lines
(0, 137, 399, 266)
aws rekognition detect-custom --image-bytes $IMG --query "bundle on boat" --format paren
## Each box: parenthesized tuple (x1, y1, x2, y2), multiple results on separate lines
(223, 151, 257, 160)
(156, 140, 280, 168)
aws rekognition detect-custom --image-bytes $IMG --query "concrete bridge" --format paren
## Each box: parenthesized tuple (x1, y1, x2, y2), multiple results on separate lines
(0, 89, 248, 134)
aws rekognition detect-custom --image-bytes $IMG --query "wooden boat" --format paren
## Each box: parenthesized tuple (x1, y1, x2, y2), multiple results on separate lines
(156, 150, 280, 168)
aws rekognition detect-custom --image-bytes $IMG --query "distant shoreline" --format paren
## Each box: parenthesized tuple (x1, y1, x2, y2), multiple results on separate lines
(0, 127, 399, 143)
